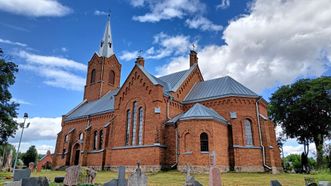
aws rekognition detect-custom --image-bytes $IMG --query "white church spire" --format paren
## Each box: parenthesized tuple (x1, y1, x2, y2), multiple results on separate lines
(98, 15, 114, 58)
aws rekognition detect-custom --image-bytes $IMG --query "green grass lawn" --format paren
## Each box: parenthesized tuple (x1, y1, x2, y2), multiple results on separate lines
(0, 170, 330, 186)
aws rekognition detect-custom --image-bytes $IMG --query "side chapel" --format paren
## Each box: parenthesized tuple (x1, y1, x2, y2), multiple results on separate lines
(53, 17, 282, 173)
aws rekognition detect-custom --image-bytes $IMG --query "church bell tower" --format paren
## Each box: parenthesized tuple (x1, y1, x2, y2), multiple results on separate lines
(83, 15, 121, 101)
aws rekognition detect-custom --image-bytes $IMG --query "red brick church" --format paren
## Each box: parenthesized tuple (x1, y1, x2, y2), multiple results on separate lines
(53, 17, 282, 173)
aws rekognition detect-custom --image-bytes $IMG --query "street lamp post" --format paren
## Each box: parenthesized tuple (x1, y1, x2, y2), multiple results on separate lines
(12, 113, 29, 173)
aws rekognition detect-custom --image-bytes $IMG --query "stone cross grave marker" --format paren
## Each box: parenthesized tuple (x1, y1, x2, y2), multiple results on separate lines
(128, 162, 147, 186)
(13, 169, 31, 181)
(184, 165, 202, 186)
(209, 151, 221, 186)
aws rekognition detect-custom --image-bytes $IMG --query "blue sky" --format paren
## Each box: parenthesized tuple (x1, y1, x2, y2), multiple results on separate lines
(1, 0, 330, 156)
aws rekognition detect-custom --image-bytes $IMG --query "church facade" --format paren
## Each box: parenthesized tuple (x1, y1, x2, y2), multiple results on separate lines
(53, 18, 282, 173)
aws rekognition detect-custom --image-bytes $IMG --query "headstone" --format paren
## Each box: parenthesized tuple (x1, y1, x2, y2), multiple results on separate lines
(21, 177, 49, 186)
(4, 181, 22, 186)
(209, 167, 221, 186)
(28, 162, 34, 173)
(319, 181, 331, 186)
(63, 166, 80, 186)
(13, 169, 31, 181)
(87, 167, 97, 184)
(104, 166, 127, 186)
(270, 180, 282, 186)
(128, 162, 147, 186)
(54, 176, 64, 183)
(183, 165, 202, 186)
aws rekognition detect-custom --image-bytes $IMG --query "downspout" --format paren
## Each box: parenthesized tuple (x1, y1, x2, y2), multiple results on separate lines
(169, 95, 178, 168)
(256, 97, 272, 170)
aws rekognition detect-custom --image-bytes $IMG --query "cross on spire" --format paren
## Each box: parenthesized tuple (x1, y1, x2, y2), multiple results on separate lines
(98, 12, 114, 58)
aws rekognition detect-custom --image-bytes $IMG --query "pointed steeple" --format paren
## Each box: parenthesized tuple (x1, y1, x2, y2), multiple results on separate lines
(98, 15, 114, 58)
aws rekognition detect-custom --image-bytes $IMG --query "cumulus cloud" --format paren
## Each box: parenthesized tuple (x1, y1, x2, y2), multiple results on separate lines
(131, 0, 206, 22)
(185, 16, 223, 32)
(120, 32, 192, 61)
(11, 142, 55, 154)
(217, 0, 230, 9)
(0, 0, 72, 17)
(0, 38, 27, 47)
(156, 0, 331, 93)
(17, 50, 86, 91)
(94, 10, 108, 16)
(11, 117, 62, 143)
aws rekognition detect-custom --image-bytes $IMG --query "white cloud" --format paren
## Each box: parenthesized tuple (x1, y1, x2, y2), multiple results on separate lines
(217, 0, 230, 9)
(0, 0, 72, 17)
(132, 0, 206, 22)
(94, 10, 108, 16)
(120, 33, 192, 61)
(156, 0, 331, 93)
(61, 47, 68, 52)
(11, 98, 31, 105)
(11, 142, 55, 154)
(17, 50, 86, 91)
(185, 16, 223, 32)
(0, 38, 27, 47)
(11, 117, 62, 143)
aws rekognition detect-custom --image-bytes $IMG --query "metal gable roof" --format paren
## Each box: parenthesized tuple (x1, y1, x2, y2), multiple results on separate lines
(166, 103, 227, 124)
(64, 88, 119, 121)
(183, 76, 258, 103)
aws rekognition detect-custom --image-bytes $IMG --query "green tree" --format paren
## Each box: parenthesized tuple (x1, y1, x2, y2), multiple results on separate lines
(269, 77, 331, 169)
(0, 48, 19, 145)
(22, 145, 38, 166)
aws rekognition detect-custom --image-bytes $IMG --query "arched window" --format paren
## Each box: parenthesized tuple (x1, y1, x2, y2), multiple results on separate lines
(244, 119, 253, 146)
(132, 102, 138, 145)
(184, 133, 192, 152)
(99, 130, 103, 149)
(79, 133, 83, 141)
(109, 70, 115, 85)
(64, 135, 68, 143)
(90, 69, 96, 84)
(138, 107, 144, 145)
(125, 110, 131, 145)
(200, 133, 209, 152)
(93, 131, 98, 150)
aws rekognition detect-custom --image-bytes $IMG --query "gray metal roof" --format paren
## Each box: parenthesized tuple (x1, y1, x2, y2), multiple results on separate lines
(64, 88, 119, 121)
(184, 76, 258, 103)
(158, 63, 197, 92)
(167, 103, 227, 124)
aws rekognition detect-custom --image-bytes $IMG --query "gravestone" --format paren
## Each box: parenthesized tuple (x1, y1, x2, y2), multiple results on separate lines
(104, 166, 127, 186)
(87, 167, 97, 184)
(13, 169, 31, 181)
(63, 165, 80, 186)
(318, 181, 331, 186)
(28, 162, 34, 173)
(270, 180, 282, 186)
(183, 165, 202, 186)
(21, 177, 49, 186)
(209, 151, 221, 186)
(128, 162, 147, 186)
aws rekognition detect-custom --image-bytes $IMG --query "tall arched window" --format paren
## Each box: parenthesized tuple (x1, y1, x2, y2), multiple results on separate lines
(244, 119, 253, 146)
(99, 130, 103, 149)
(109, 70, 115, 85)
(93, 131, 98, 150)
(125, 110, 131, 145)
(132, 102, 138, 145)
(200, 132, 209, 152)
(79, 133, 83, 141)
(90, 69, 96, 84)
(138, 107, 144, 145)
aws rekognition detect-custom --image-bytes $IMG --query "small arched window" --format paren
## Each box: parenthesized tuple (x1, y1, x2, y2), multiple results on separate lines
(90, 69, 96, 84)
(93, 131, 98, 150)
(99, 130, 103, 149)
(200, 132, 209, 152)
(109, 70, 115, 85)
(138, 107, 144, 145)
(79, 133, 83, 141)
(125, 110, 131, 145)
(184, 133, 192, 152)
(244, 119, 253, 146)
